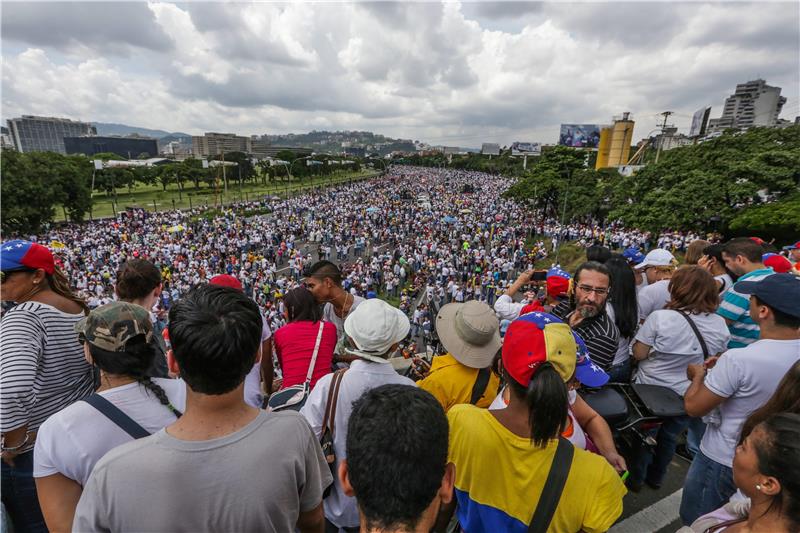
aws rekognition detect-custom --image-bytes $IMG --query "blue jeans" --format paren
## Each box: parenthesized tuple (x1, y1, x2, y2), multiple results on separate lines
(1, 450, 48, 533)
(629, 415, 690, 486)
(686, 418, 707, 458)
(607, 361, 632, 383)
(679, 449, 736, 525)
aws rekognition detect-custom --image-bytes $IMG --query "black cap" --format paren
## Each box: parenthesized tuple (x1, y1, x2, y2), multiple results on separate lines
(733, 273, 800, 319)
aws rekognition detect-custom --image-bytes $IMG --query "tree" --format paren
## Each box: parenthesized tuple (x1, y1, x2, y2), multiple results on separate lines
(729, 192, 800, 243)
(608, 126, 800, 233)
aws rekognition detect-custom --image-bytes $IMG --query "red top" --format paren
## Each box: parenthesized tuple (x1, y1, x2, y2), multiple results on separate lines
(274, 321, 336, 390)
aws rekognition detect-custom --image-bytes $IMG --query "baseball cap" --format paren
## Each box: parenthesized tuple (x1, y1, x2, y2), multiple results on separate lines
(502, 312, 577, 385)
(762, 253, 793, 274)
(782, 241, 800, 251)
(436, 301, 502, 369)
(209, 274, 243, 291)
(573, 334, 609, 387)
(635, 248, 676, 270)
(75, 301, 153, 352)
(546, 267, 571, 300)
(344, 299, 410, 363)
(622, 247, 645, 265)
(749, 237, 766, 246)
(733, 273, 800, 319)
(1, 240, 55, 275)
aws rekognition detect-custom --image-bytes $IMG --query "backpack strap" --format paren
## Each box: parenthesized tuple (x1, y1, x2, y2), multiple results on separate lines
(528, 437, 575, 533)
(470, 367, 491, 405)
(304, 321, 326, 385)
(675, 310, 710, 359)
(322, 369, 347, 437)
(82, 394, 151, 439)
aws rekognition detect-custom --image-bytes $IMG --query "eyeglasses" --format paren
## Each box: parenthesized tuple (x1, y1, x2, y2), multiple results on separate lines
(576, 284, 609, 296)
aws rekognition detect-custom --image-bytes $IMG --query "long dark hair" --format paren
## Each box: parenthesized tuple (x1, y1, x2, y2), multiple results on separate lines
(504, 363, 568, 448)
(48, 267, 89, 314)
(283, 286, 322, 323)
(604, 256, 637, 339)
(88, 335, 182, 418)
(753, 413, 800, 530)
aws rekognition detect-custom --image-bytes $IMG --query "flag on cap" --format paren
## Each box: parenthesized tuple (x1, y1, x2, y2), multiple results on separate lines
(1, 240, 55, 275)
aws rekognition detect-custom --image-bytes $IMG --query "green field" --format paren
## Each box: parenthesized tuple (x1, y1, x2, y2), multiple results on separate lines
(59, 170, 379, 221)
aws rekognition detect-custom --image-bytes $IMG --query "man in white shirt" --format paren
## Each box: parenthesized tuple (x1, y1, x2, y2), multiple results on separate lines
(301, 299, 415, 532)
(635, 249, 677, 322)
(680, 274, 800, 525)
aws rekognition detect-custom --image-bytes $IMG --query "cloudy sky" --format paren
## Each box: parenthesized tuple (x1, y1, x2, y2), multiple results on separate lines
(2, 1, 798, 146)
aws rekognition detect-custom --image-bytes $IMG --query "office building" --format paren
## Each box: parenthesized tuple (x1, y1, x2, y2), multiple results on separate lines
(191, 132, 251, 157)
(7, 115, 96, 153)
(64, 136, 159, 158)
(707, 79, 787, 133)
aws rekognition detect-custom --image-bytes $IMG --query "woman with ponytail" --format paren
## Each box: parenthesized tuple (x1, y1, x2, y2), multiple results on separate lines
(32, 301, 185, 533)
(1, 240, 94, 533)
(444, 313, 626, 533)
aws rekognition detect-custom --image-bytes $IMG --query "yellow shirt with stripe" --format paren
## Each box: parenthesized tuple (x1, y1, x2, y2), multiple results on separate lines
(416, 354, 500, 412)
(447, 404, 626, 533)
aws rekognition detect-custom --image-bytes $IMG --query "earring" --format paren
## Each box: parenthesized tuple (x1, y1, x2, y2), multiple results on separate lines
(756, 484, 762, 491)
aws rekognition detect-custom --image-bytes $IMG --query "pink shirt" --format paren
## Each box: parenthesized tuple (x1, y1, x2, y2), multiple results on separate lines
(274, 321, 336, 389)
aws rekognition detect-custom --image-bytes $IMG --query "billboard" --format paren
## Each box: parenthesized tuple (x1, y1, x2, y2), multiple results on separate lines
(511, 142, 542, 155)
(689, 106, 712, 137)
(481, 143, 500, 156)
(559, 124, 602, 148)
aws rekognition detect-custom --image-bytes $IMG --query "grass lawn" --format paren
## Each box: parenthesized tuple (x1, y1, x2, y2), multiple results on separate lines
(59, 170, 379, 221)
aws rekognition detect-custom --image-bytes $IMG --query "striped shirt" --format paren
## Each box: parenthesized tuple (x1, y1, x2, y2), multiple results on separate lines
(1, 302, 94, 452)
(717, 268, 774, 349)
(553, 301, 619, 371)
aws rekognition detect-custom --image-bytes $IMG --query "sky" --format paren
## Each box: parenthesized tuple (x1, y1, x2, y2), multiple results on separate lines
(2, 1, 799, 147)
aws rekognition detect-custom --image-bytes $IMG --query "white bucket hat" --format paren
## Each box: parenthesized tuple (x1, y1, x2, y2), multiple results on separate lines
(344, 299, 410, 363)
(436, 301, 502, 369)
(635, 248, 676, 270)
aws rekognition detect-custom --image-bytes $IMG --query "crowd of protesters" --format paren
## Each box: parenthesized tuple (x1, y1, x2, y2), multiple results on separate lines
(2, 166, 800, 533)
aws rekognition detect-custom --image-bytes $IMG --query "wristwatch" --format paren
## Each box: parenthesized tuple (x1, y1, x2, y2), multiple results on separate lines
(1, 432, 30, 453)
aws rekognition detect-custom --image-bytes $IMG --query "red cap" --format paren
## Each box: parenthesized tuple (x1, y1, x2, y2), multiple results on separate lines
(546, 276, 570, 299)
(749, 237, 765, 246)
(763, 254, 793, 274)
(520, 301, 545, 315)
(209, 274, 243, 291)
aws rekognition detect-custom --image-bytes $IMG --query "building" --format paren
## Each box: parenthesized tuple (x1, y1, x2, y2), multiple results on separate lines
(191, 132, 251, 157)
(1, 127, 12, 150)
(595, 113, 634, 169)
(64, 135, 159, 158)
(653, 127, 694, 152)
(707, 79, 787, 133)
(7, 115, 96, 153)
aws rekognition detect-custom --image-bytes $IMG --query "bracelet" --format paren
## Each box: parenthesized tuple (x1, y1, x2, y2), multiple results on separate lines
(1, 432, 30, 453)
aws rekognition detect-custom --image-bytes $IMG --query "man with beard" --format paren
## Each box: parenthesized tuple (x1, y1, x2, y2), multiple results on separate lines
(552, 262, 619, 372)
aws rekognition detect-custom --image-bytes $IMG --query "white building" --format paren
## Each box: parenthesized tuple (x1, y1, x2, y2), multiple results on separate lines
(707, 79, 787, 133)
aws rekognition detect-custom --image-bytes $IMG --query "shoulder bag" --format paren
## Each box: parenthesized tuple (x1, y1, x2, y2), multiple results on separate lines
(675, 310, 710, 360)
(267, 321, 325, 412)
(469, 367, 491, 405)
(320, 369, 347, 497)
(82, 394, 150, 439)
(528, 437, 575, 533)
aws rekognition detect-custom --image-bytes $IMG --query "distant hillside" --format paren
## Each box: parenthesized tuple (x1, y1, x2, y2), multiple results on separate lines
(92, 122, 191, 140)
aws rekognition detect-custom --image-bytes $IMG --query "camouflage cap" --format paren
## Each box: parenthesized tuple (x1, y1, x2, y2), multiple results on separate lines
(75, 301, 153, 352)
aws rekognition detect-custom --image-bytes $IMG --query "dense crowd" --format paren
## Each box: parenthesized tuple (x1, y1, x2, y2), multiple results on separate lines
(2, 166, 800, 533)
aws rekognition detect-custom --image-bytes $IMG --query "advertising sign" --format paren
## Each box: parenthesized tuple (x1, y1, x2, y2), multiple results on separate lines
(689, 106, 712, 138)
(511, 142, 542, 155)
(559, 124, 602, 148)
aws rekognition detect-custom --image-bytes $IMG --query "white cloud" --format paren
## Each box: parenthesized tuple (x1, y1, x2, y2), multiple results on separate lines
(2, 2, 798, 146)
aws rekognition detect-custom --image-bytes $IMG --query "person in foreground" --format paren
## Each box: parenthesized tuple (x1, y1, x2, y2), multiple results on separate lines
(72, 284, 331, 532)
(680, 274, 800, 525)
(443, 312, 626, 533)
(341, 385, 453, 533)
(679, 413, 800, 533)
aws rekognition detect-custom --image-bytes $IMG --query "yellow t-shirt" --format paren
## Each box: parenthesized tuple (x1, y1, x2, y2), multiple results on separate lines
(417, 354, 499, 412)
(447, 404, 626, 533)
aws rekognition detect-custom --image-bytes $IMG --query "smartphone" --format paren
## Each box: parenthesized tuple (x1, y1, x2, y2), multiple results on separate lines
(531, 270, 547, 282)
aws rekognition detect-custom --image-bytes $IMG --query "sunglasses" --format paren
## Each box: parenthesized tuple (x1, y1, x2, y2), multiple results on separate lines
(0, 268, 35, 284)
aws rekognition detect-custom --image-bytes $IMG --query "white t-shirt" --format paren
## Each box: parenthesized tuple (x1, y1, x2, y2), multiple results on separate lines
(33, 379, 186, 485)
(701, 339, 800, 467)
(714, 273, 734, 294)
(606, 304, 636, 367)
(637, 279, 671, 321)
(243, 316, 273, 409)
(633, 310, 730, 396)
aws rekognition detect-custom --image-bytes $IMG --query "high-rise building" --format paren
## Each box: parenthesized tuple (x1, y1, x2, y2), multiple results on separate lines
(707, 79, 786, 133)
(7, 115, 96, 153)
(191, 132, 251, 157)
